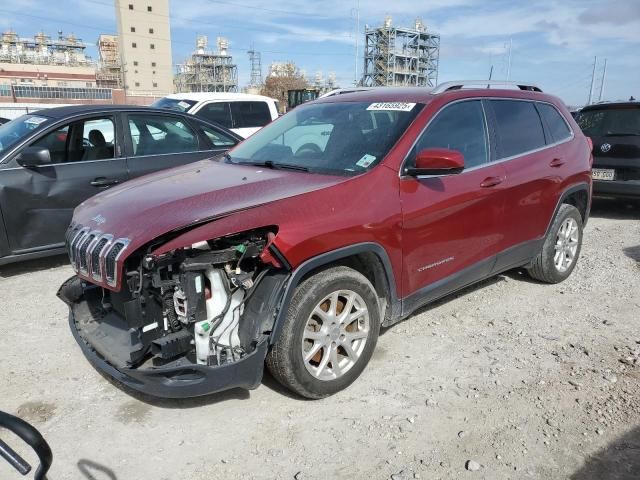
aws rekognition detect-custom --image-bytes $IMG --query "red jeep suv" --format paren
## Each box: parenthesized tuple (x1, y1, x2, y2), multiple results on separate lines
(59, 81, 592, 399)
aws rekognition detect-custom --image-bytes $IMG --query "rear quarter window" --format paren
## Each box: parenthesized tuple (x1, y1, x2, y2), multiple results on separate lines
(537, 103, 572, 143)
(490, 100, 546, 158)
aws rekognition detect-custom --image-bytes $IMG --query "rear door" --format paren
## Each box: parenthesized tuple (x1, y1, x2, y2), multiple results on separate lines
(400, 99, 507, 308)
(487, 99, 568, 271)
(123, 112, 235, 180)
(0, 114, 127, 253)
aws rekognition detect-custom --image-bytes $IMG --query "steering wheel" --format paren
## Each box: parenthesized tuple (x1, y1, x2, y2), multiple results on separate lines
(0, 411, 52, 480)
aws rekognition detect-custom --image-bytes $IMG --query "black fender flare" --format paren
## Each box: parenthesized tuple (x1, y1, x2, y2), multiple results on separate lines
(544, 182, 591, 237)
(268, 242, 400, 344)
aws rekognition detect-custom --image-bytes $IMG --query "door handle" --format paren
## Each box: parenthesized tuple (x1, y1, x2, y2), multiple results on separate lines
(480, 176, 505, 188)
(90, 178, 120, 187)
(549, 158, 565, 167)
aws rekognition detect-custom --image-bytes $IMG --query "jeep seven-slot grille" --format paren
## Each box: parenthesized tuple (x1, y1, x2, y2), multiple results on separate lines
(65, 224, 129, 287)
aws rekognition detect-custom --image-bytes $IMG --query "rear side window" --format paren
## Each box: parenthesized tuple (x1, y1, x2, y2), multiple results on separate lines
(537, 103, 571, 143)
(230, 101, 272, 128)
(490, 100, 545, 158)
(196, 102, 233, 129)
(128, 114, 199, 156)
(415, 100, 489, 169)
(195, 123, 238, 148)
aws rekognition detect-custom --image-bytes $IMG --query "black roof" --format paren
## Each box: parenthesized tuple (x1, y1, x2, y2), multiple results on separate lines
(33, 104, 177, 119)
(580, 101, 639, 111)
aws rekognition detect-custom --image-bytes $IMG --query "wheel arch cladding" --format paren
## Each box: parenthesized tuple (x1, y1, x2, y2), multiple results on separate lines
(268, 243, 399, 344)
(546, 183, 590, 237)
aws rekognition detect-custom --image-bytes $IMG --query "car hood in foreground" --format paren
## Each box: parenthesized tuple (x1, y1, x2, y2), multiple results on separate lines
(73, 159, 348, 244)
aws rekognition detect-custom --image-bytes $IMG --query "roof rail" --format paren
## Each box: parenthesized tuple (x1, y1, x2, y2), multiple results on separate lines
(433, 80, 543, 94)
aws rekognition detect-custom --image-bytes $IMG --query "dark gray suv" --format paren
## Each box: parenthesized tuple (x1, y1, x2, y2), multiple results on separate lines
(575, 101, 640, 199)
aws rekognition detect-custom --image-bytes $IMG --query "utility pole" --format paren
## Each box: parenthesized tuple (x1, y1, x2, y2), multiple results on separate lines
(506, 38, 513, 81)
(353, 0, 360, 86)
(598, 58, 608, 102)
(588, 56, 598, 105)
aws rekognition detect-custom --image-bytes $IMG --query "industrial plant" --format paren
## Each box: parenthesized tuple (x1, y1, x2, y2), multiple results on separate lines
(174, 36, 238, 93)
(362, 17, 440, 88)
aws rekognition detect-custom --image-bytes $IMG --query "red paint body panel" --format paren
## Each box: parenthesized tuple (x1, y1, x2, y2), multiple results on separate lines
(70, 86, 592, 301)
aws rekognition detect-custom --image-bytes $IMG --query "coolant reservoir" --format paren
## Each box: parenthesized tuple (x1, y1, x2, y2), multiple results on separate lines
(195, 269, 228, 364)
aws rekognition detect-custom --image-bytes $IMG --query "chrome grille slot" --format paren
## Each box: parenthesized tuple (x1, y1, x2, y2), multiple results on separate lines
(69, 227, 89, 269)
(105, 240, 128, 286)
(89, 235, 110, 279)
(77, 233, 96, 273)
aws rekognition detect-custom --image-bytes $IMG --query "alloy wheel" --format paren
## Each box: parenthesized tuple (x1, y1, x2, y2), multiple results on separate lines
(301, 289, 370, 381)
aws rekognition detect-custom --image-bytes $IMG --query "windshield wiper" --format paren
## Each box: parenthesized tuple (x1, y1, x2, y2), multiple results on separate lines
(240, 160, 310, 172)
(604, 132, 640, 137)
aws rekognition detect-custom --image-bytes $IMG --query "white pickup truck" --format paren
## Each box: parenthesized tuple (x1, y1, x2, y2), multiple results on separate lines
(153, 93, 279, 138)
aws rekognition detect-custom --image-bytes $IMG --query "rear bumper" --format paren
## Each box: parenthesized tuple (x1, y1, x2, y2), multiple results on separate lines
(59, 277, 268, 399)
(593, 179, 640, 199)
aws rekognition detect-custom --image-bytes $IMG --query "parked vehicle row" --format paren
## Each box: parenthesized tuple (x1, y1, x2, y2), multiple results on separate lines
(0, 105, 241, 265)
(58, 81, 592, 400)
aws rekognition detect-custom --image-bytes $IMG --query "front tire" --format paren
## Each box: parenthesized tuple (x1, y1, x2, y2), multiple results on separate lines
(527, 203, 583, 283)
(266, 266, 381, 399)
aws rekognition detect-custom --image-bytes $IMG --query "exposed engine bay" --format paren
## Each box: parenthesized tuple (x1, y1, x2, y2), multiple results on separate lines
(61, 229, 289, 390)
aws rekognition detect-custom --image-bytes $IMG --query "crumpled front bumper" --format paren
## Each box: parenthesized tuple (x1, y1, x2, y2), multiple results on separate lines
(58, 276, 268, 399)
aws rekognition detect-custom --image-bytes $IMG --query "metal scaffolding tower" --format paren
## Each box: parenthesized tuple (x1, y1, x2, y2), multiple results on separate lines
(175, 36, 238, 93)
(361, 17, 440, 88)
(247, 49, 262, 87)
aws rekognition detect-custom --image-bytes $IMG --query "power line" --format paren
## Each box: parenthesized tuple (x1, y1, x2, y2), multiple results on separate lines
(0, 8, 355, 58)
(80, 0, 350, 37)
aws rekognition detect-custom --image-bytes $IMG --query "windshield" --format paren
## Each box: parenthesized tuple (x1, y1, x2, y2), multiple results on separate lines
(151, 97, 198, 113)
(576, 106, 640, 136)
(227, 101, 422, 175)
(0, 114, 52, 158)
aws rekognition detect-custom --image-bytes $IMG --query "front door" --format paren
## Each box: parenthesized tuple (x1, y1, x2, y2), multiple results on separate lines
(124, 113, 231, 179)
(399, 99, 507, 311)
(0, 115, 127, 253)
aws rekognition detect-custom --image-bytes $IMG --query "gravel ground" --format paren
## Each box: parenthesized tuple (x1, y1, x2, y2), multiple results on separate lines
(1, 198, 639, 480)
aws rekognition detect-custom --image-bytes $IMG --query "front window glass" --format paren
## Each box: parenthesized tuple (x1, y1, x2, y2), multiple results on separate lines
(0, 114, 52, 158)
(575, 107, 640, 137)
(151, 97, 197, 113)
(414, 100, 488, 169)
(196, 102, 233, 129)
(29, 116, 115, 163)
(227, 101, 422, 175)
(230, 101, 272, 128)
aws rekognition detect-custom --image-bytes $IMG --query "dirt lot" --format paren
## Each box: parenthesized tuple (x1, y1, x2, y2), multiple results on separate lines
(1, 198, 639, 480)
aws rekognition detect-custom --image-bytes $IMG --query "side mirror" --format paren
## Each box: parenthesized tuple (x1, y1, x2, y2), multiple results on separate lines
(406, 148, 465, 176)
(16, 146, 52, 168)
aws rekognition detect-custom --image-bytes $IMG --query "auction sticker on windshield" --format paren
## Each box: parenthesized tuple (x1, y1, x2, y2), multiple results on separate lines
(367, 102, 416, 112)
(25, 116, 48, 126)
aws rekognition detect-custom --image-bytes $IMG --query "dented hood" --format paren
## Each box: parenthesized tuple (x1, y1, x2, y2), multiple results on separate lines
(73, 159, 346, 243)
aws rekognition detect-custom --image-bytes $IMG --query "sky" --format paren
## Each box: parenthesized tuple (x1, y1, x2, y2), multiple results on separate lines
(1, 0, 639, 106)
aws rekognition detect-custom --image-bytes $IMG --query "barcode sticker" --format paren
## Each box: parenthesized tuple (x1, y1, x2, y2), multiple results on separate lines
(367, 102, 416, 112)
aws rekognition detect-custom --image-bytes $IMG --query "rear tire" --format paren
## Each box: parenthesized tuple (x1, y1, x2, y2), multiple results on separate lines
(266, 266, 381, 399)
(527, 203, 583, 283)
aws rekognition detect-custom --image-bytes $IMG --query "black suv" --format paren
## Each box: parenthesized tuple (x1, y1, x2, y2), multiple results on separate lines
(575, 101, 640, 199)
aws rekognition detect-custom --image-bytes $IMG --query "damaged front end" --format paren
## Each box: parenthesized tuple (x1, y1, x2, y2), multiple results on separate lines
(59, 229, 289, 398)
